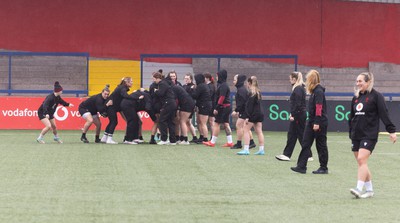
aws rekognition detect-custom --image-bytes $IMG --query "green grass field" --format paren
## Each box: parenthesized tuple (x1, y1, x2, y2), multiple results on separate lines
(0, 130, 399, 223)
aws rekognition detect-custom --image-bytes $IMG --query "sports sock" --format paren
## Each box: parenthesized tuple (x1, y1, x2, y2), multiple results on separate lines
(227, 135, 232, 143)
(258, 146, 264, 151)
(365, 181, 373, 192)
(211, 136, 217, 144)
(357, 180, 365, 191)
(243, 145, 249, 152)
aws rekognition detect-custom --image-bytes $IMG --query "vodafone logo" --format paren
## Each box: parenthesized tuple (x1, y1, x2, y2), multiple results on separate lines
(356, 103, 363, 112)
(54, 106, 69, 121)
(355, 103, 365, 115)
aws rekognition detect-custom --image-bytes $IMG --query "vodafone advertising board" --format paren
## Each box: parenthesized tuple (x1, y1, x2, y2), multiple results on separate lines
(0, 97, 154, 130)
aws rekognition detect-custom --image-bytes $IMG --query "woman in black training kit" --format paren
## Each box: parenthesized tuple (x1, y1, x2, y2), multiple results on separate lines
(79, 84, 111, 143)
(291, 70, 329, 174)
(153, 72, 177, 145)
(276, 71, 311, 161)
(37, 81, 74, 144)
(120, 90, 145, 144)
(100, 77, 137, 144)
(349, 72, 396, 199)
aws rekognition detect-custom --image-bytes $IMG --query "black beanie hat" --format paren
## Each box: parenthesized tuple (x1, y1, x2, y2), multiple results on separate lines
(54, 81, 63, 93)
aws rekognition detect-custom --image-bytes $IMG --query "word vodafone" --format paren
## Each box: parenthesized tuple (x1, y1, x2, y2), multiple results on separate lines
(1, 106, 81, 121)
(2, 108, 38, 117)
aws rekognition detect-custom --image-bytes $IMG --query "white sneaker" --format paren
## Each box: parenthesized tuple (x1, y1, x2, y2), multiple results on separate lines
(54, 137, 63, 144)
(350, 188, 362, 198)
(275, 154, 290, 161)
(123, 140, 138, 145)
(179, 141, 190, 145)
(308, 157, 314, 162)
(106, 137, 118, 144)
(168, 142, 177, 146)
(133, 139, 143, 144)
(157, 141, 168, 145)
(37, 137, 45, 144)
(100, 134, 108, 143)
(360, 191, 374, 199)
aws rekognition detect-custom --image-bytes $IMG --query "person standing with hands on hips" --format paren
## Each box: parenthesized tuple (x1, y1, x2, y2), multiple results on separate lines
(36, 81, 74, 144)
(349, 72, 397, 199)
(290, 70, 329, 174)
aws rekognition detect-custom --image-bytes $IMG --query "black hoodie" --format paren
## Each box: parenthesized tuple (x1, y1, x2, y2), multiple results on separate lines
(234, 74, 248, 113)
(215, 69, 230, 109)
(191, 73, 212, 107)
(154, 78, 176, 106)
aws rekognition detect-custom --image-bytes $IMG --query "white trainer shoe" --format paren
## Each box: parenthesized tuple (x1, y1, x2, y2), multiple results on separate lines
(54, 137, 63, 144)
(360, 191, 374, 199)
(133, 139, 143, 144)
(275, 154, 290, 161)
(100, 134, 108, 143)
(178, 141, 190, 145)
(106, 137, 118, 144)
(350, 188, 362, 198)
(157, 141, 169, 145)
(123, 140, 138, 145)
(37, 137, 45, 144)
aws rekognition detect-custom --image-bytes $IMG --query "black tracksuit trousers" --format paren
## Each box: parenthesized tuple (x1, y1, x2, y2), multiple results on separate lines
(158, 102, 177, 143)
(296, 123, 328, 170)
(123, 108, 139, 141)
(283, 112, 308, 158)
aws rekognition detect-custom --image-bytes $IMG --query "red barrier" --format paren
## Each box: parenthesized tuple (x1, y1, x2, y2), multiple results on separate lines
(0, 97, 154, 130)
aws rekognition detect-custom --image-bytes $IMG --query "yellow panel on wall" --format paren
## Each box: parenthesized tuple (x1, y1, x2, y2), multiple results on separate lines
(88, 60, 141, 96)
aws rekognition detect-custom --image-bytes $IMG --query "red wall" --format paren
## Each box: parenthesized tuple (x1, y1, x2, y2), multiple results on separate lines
(1, 0, 399, 67)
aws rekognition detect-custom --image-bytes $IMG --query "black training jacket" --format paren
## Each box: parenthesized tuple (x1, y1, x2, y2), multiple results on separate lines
(234, 74, 248, 113)
(109, 84, 137, 112)
(307, 84, 328, 126)
(154, 79, 176, 106)
(38, 93, 70, 115)
(79, 93, 107, 115)
(171, 85, 195, 108)
(290, 84, 306, 117)
(349, 88, 396, 141)
(245, 93, 262, 118)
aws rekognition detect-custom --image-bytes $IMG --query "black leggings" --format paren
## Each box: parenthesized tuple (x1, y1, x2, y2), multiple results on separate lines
(105, 106, 118, 135)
